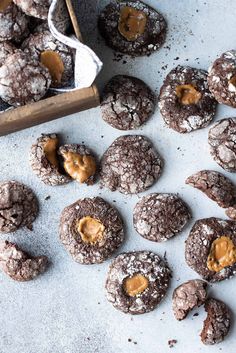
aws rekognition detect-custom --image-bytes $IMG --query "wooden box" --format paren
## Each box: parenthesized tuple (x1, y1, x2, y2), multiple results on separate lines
(0, 0, 100, 136)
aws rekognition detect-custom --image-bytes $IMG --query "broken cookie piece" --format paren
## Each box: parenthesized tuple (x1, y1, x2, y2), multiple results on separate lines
(13, 0, 51, 20)
(172, 279, 207, 321)
(30, 134, 71, 186)
(186, 170, 236, 208)
(0, 180, 38, 233)
(0, 240, 48, 281)
(59, 144, 97, 185)
(201, 298, 231, 345)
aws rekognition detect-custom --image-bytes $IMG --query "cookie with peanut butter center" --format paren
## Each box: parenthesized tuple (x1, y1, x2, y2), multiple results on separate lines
(158, 66, 217, 133)
(13, 0, 51, 19)
(22, 30, 74, 88)
(208, 50, 236, 108)
(0, 1, 29, 43)
(208, 118, 236, 172)
(185, 217, 236, 282)
(29, 133, 71, 186)
(133, 193, 191, 242)
(105, 251, 171, 314)
(98, 0, 167, 57)
(59, 197, 124, 264)
(58, 144, 97, 185)
(0, 51, 51, 107)
(100, 75, 156, 130)
(100, 135, 163, 194)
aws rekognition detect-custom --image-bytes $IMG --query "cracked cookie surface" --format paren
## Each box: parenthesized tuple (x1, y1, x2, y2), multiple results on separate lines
(185, 217, 236, 282)
(100, 75, 155, 130)
(59, 197, 124, 264)
(105, 251, 171, 314)
(13, 0, 51, 19)
(159, 66, 217, 133)
(208, 118, 236, 172)
(0, 51, 51, 107)
(0, 41, 15, 66)
(0, 180, 38, 233)
(0, 240, 48, 281)
(133, 193, 191, 242)
(98, 0, 167, 57)
(100, 135, 163, 194)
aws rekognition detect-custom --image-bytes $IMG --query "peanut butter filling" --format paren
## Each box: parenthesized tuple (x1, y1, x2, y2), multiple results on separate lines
(123, 274, 149, 297)
(0, 0, 12, 12)
(176, 84, 202, 105)
(118, 6, 147, 41)
(229, 75, 236, 88)
(44, 138, 59, 167)
(63, 152, 96, 183)
(77, 216, 105, 245)
(207, 236, 236, 272)
(40, 51, 64, 85)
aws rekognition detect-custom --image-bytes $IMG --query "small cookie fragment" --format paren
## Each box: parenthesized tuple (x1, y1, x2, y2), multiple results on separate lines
(159, 66, 217, 133)
(105, 251, 171, 314)
(186, 170, 236, 208)
(100, 135, 163, 194)
(172, 279, 207, 321)
(0, 51, 51, 107)
(0, 240, 48, 281)
(98, 0, 167, 57)
(30, 134, 71, 186)
(59, 144, 97, 185)
(185, 217, 236, 282)
(100, 75, 155, 130)
(201, 298, 231, 345)
(208, 118, 236, 172)
(0, 180, 38, 233)
(225, 206, 236, 220)
(22, 31, 74, 88)
(0, 41, 15, 66)
(13, 0, 51, 20)
(59, 197, 124, 264)
(0, 1, 29, 43)
(133, 193, 191, 242)
(208, 50, 236, 108)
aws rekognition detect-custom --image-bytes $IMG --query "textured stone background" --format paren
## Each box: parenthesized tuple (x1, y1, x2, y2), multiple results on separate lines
(0, 1, 236, 352)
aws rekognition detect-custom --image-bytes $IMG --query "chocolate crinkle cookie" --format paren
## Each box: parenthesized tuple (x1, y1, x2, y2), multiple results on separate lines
(0, 240, 48, 281)
(100, 75, 155, 130)
(0, 180, 38, 233)
(208, 50, 236, 108)
(13, 0, 51, 20)
(186, 170, 236, 209)
(30, 134, 71, 186)
(201, 298, 231, 345)
(172, 279, 207, 321)
(0, 51, 51, 107)
(0, 41, 15, 66)
(185, 217, 236, 282)
(133, 193, 191, 242)
(100, 135, 163, 194)
(0, 1, 29, 43)
(208, 118, 236, 172)
(59, 197, 124, 264)
(98, 0, 167, 57)
(58, 144, 97, 185)
(22, 30, 74, 88)
(105, 251, 171, 314)
(158, 66, 217, 133)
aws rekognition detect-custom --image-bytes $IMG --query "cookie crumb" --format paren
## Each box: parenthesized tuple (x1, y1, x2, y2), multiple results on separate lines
(168, 339, 177, 348)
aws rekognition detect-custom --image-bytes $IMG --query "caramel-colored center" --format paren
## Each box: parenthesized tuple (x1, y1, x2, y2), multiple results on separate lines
(229, 75, 236, 87)
(40, 51, 64, 85)
(0, 0, 12, 12)
(118, 6, 147, 41)
(77, 216, 105, 244)
(44, 138, 59, 167)
(63, 152, 96, 183)
(207, 236, 236, 272)
(123, 274, 149, 297)
(176, 84, 202, 105)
